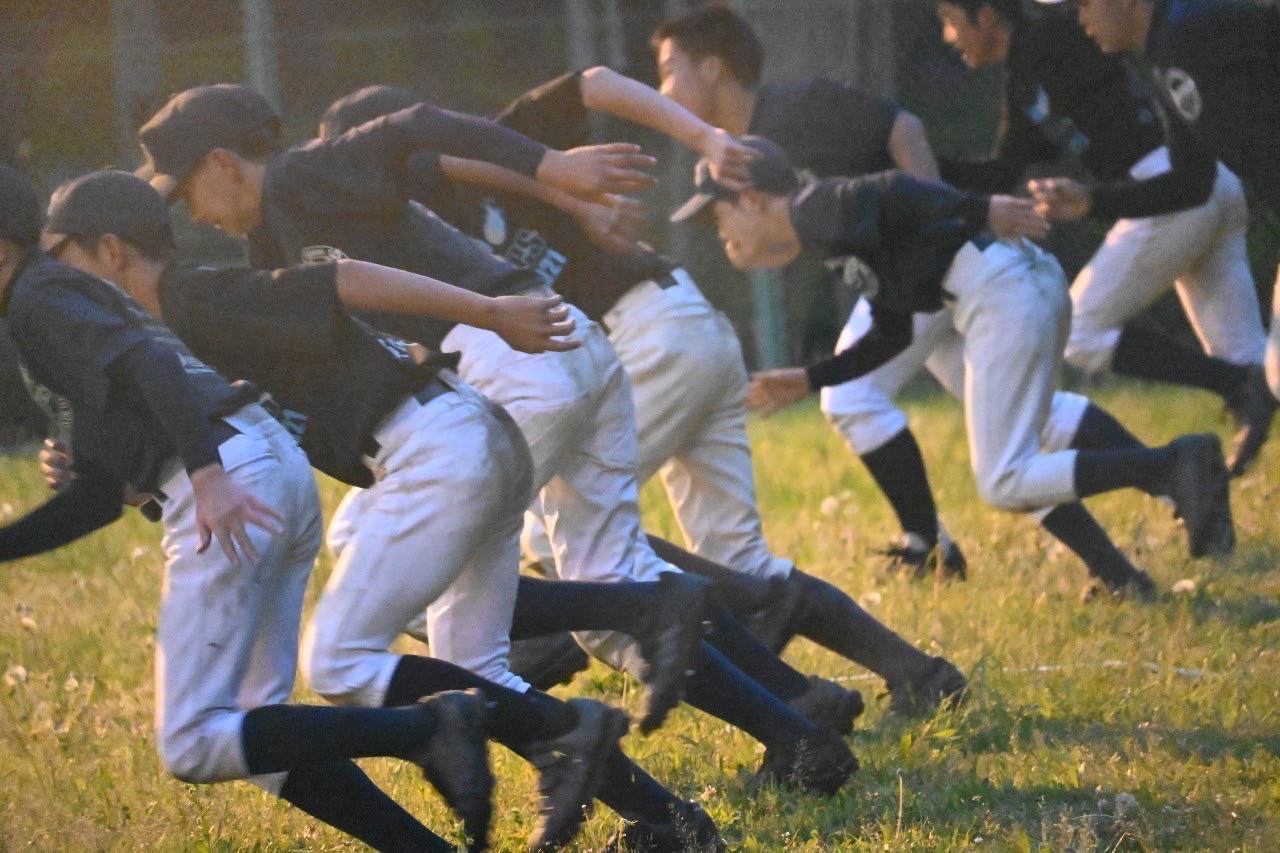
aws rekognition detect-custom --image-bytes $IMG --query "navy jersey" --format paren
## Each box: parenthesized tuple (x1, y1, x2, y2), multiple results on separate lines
(1092, 0, 1280, 220)
(941, 5, 1163, 193)
(749, 78, 900, 178)
(2, 251, 249, 493)
(410, 72, 676, 323)
(246, 102, 548, 350)
(159, 261, 446, 488)
(786, 173, 991, 388)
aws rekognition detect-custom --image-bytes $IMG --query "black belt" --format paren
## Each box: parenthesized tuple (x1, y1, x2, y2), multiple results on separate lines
(361, 373, 455, 459)
(969, 233, 997, 251)
(654, 270, 680, 289)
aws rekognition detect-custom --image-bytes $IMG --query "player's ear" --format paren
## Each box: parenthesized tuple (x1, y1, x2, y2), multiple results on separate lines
(98, 233, 129, 273)
(697, 54, 725, 86)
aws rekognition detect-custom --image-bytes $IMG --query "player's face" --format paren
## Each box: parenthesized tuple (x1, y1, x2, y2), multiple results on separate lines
(1075, 0, 1143, 54)
(712, 194, 799, 271)
(936, 3, 1006, 68)
(655, 39, 717, 122)
(180, 151, 262, 238)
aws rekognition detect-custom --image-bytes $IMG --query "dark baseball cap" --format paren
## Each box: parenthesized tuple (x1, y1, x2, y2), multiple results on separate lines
(137, 84, 281, 199)
(320, 85, 420, 140)
(0, 162, 44, 249)
(46, 171, 174, 256)
(669, 135, 801, 222)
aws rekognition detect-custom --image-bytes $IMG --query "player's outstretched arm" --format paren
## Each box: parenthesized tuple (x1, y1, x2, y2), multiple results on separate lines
(536, 142, 657, 201)
(578, 65, 759, 188)
(333, 259, 580, 354)
(747, 368, 812, 418)
(987, 194, 1050, 240)
(0, 468, 123, 562)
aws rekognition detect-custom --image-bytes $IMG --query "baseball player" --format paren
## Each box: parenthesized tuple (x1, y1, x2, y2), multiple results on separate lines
(0, 162, 496, 853)
(1029, 0, 1280, 407)
(319, 76, 967, 715)
(652, 4, 967, 578)
(935, 0, 1273, 477)
(678, 137, 1235, 596)
(132, 87, 858, 837)
(655, 5, 1219, 595)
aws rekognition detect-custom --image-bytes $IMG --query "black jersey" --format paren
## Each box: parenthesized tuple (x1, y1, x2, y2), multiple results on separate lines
(749, 78, 900, 178)
(158, 261, 446, 488)
(2, 251, 251, 493)
(408, 72, 677, 323)
(246, 102, 548, 350)
(786, 173, 991, 388)
(941, 6, 1162, 193)
(1092, 0, 1280, 220)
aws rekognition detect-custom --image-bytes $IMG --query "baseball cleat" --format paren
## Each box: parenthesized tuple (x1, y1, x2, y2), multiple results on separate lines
(635, 572, 711, 735)
(524, 698, 630, 852)
(508, 633, 592, 691)
(882, 528, 968, 581)
(1083, 553, 1159, 603)
(752, 727, 858, 796)
(886, 656, 968, 717)
(1224, 364, 1277, 476)
(602, 800, 726, 852)
(1165, 434, 1234, 558)
(409, 689, 495, 852)
(787, 675, 865, 737)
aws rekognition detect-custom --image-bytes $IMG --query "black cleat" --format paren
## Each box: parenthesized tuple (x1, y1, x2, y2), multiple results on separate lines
(752, 727, 858, 796)
(524, 699, 631, 852)
(602, 800, 725, 852)
(1224, 364, 1278, 477)
(635, 572, 711, 735)
(883, 529, 968, 581)
(787, 675, 864, 737)
(887, 656, 967, 717)
(1165, 434, 1234, 558)
(409, 689, 495, 852)
(509, 633, 592, 691)
(1082, 552, 1159, 604)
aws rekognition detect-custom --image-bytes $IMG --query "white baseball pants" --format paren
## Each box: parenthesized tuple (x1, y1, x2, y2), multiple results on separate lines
(304, 377, 534, 707)
(155, 405, 322, 795)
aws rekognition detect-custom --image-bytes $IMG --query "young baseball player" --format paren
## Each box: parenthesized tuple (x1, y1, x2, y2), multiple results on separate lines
(651, 4, 967, 578)
(654, 4, 1219, 596)
(677, 137, 1235, 595)
(1029, 0, 1280, 409)
(319, 79, 967, 716)
(935, 0, 1273, 477)
(0, 162, 496, 853)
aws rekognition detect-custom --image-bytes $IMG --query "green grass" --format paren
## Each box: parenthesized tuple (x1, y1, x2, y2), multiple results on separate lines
(2, 380, 1278, 851)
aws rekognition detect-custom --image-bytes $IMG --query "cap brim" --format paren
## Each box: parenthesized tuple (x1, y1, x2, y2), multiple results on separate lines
(134, 162, 181, 203)
(669, 192, 716, 223)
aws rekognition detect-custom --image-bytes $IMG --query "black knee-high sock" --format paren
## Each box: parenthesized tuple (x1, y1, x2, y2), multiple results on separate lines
(1074, 445, 1176, 498)
(382, 655, 575, 749)
(784, 569, 935, 687)
(704, 604, 808, 700)
(683, 641, 813, 748)
(1040, 502, 1132, 581)
(1070, 403, 1146, 451)
(859, 429, 940, 542)
(646, 534, 774, 613)
(1112, 324, 1248, 398)
(511, 576, 654, 639)
(595, 748, 686, 825)
(241, 703, 437, 773)
(279, 762, 454, 852)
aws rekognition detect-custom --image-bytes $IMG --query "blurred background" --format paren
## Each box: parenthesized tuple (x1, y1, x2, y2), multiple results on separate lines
(2, 0, 1276, 441)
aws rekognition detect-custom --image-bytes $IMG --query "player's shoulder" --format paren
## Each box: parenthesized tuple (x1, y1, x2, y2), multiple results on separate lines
(8, 252, 115, 317)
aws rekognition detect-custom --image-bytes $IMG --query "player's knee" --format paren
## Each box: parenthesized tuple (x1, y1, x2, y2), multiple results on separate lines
(976, 468, 1028, 511)
(159, 735, 224, 785)
(298, 631, 363, 705)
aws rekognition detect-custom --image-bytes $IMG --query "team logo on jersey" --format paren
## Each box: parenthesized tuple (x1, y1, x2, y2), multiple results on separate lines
(481, 198, 508, 247)
(1161, 68, 1202, 123)
(825, 255, 880, 301)
(300, 245, 349, 264)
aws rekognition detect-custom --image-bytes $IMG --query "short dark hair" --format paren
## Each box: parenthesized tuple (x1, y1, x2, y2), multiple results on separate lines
(651, 5, 764, 87)
(938, 0, 1023, 24)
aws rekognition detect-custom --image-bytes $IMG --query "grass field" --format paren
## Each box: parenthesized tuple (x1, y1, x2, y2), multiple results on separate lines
(1, 380, 1277, 852)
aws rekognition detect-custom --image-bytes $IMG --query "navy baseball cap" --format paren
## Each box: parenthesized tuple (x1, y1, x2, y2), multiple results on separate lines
(0, 162, 44, 249)
(45, 171, 174, 256)
(669, 135, 801, 222)
(137, 84, 281, 199)
(320, 85, 420, 140)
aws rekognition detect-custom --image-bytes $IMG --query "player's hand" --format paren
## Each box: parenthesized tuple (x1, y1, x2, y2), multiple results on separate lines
(747, 368, 812, 418)
(987, 195, 1050, 241)
(539, 143, 657, 201)
(490, 293, 581, 354)
(189, 464, 284, 565)
(700, 128, 760, 191)
(38, 438, 75, 491)
(1027, 177, 1092, 221)
(573, 194, 646, 255)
